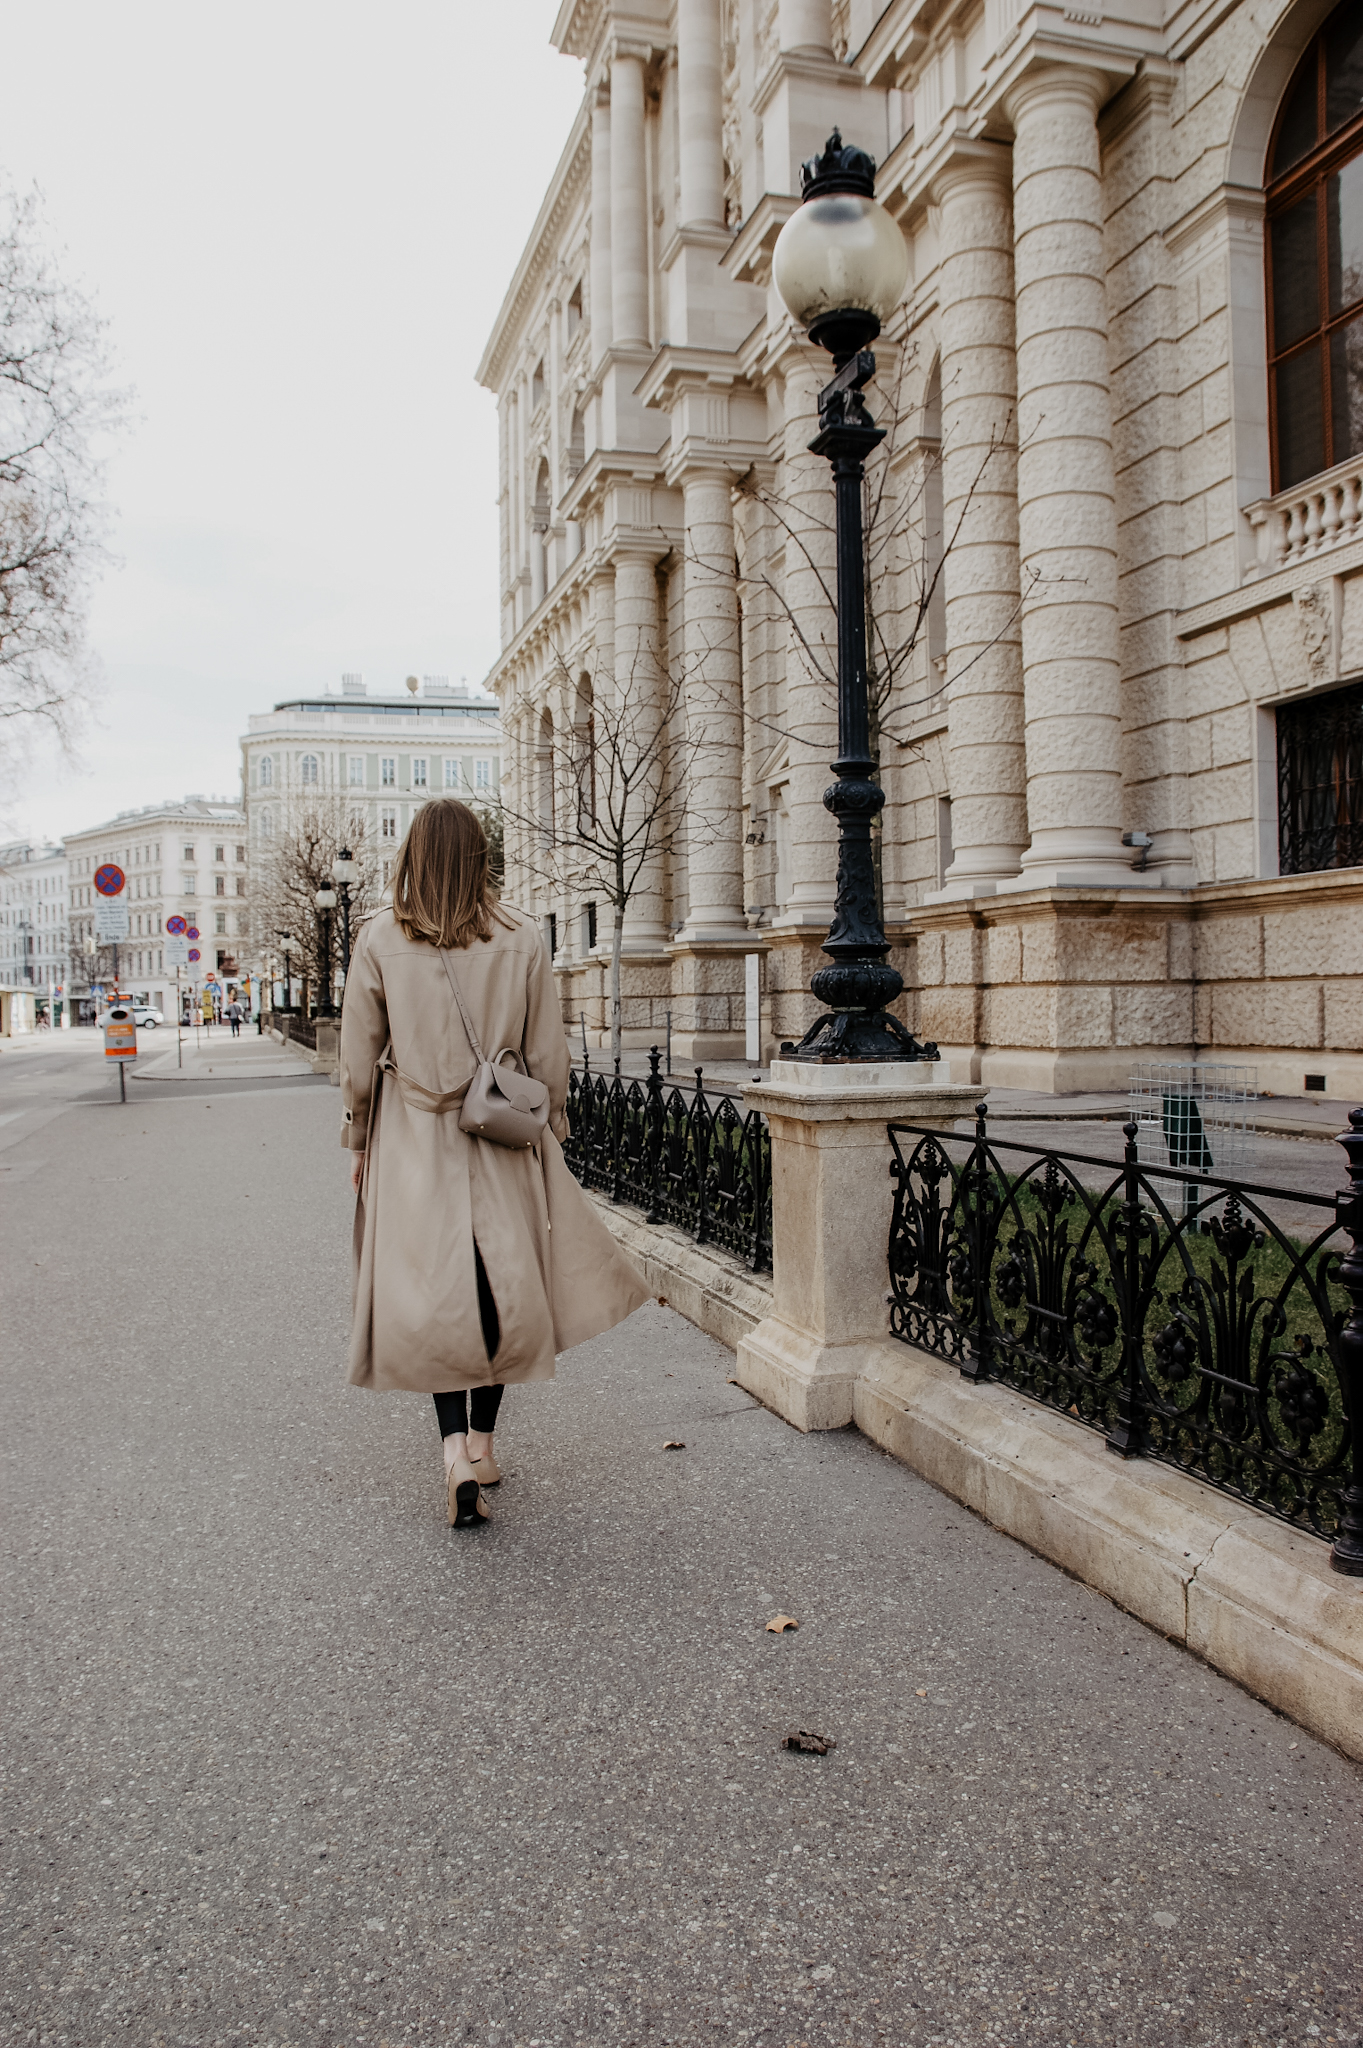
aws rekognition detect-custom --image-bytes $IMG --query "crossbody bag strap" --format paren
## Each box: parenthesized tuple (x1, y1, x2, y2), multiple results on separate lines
(436, 946, 487, 1065)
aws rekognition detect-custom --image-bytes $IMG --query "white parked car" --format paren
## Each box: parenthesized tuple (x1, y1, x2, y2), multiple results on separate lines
(97, 1005, 165, 1029)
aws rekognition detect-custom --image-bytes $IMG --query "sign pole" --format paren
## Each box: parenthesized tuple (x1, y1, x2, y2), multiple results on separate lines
(119, 1060, 126, 1103)
(176, 967, 182, 1069)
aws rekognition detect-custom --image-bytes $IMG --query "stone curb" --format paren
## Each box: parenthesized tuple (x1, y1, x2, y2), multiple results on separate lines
(588, 1193, 772, 1354)
(852, 1340, 1363, 1761)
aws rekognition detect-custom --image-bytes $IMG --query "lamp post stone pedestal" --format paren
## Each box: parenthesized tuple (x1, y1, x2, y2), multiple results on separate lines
(734, 1063, 982, 1430)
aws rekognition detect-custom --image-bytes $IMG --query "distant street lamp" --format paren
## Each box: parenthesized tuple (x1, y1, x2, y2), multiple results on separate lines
(331, 847, 357, 978)
(771, 130, 936, 1063)
(277, 930, 295, 1012)
(313, 887, 338, 1018)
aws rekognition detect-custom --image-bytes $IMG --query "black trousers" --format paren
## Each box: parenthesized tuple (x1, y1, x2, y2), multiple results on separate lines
(432, 1244, 503, 1440)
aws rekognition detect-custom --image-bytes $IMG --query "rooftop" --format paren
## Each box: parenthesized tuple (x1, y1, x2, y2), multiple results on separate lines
(64, 797, 246, 841)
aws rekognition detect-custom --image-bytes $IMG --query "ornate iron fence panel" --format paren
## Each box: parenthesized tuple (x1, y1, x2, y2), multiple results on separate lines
(887, 1107, 1360, 1555)
(563, 1050, 772, 1273)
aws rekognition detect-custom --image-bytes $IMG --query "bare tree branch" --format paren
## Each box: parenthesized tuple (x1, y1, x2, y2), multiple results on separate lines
(0, 185, 129, 790)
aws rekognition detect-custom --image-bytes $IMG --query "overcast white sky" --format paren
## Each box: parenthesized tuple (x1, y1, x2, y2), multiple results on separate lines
(6, 0, 584, 848)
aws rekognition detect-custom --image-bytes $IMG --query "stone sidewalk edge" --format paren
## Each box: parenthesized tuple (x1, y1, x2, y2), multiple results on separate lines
(590, 1198, 1363, 1762)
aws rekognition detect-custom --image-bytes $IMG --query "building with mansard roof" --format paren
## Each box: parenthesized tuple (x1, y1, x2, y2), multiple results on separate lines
(480, 0, 1363, 1097)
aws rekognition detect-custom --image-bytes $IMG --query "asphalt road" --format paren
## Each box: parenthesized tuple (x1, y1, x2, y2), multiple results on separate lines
(2, 1030, 1360, 2048)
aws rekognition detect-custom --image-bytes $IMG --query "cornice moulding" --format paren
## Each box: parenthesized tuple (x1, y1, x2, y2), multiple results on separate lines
(658, 221, 735, 270)
(720, 192, 799, 285)
(1178, 535, 1363, 640)
(476, 108, 591, 393)
(1164, 181, 1264, 260)
(634, 344, 744, 408)
(575, 340, 656, 409)
(559, 445, 667, 523)
(977, 30, 1146, 128)
(753, 44, 856, 119)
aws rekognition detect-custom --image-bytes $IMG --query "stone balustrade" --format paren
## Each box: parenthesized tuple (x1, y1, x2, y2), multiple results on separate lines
(1244, 455, 1363, 578)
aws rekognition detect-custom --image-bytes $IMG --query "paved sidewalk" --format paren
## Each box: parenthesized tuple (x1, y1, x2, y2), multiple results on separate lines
(136, 1026, 317, 1082)
(1, 1068, 1360, 2048)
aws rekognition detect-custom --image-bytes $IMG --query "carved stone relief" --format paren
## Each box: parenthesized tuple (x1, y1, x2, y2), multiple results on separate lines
(1294, 579, 1338, 686)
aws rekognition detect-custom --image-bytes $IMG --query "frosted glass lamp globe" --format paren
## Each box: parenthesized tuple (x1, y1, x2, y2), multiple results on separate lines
(773, 192, 908, 337)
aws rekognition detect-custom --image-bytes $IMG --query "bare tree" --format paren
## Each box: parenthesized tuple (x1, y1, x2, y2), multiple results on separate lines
(0, 184, 126, 781)
(469, 800, 504, 887)
(502, 646, 708, 1067)
(253, 794, 383, 1007)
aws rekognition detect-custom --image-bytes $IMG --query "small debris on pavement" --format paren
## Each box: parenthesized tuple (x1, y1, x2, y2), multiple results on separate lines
(782, 1729, 835, 1754)
(766, 1614, 799, 1633)
(663, 1439, 685, 1450)
(916, 1688, 927, 1697)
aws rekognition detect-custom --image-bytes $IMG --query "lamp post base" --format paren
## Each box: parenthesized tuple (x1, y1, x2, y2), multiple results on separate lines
(780, 1006, 939, 1063)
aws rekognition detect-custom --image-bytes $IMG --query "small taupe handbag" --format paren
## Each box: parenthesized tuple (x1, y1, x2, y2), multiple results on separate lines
(439, 947, 550, 1150)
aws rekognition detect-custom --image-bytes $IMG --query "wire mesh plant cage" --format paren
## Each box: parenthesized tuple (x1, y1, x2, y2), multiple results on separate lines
(1128, 1061, 1258, 1221)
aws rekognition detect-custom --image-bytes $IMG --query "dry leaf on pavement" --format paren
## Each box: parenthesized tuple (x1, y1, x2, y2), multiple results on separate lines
(766, 1614, 799, 1633)
(782, 1729, 835, 1754)
(663, 1440, 685, 1450)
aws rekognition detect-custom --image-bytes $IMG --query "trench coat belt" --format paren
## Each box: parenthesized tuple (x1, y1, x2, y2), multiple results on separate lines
(378, 1054, 469, 1115)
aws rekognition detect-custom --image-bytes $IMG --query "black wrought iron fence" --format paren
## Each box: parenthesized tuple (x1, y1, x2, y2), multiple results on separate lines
(887, 1105, 1363, 1572)
(562, 1049, 772, 1273)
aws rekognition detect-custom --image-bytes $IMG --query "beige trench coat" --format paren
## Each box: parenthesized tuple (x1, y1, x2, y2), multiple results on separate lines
(339, 905, 650, 1392)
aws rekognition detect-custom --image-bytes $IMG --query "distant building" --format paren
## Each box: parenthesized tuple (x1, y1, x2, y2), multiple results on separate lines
(239, 673, 504, 898)
(65, 798, 248, 1018)
(0, 840, 68, 1030)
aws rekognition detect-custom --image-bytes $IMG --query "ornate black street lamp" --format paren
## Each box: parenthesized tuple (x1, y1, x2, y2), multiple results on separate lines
(331, 847, 356, 977)
(313, 886, 337, 1018)
(772, 131, 937, 1063)
(277, 930, 295, 1013)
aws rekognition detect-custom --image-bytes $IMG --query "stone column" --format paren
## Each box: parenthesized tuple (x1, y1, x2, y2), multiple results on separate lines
(590, 85, 612, 365)
(677, 0, 725, 230)
(530, 521, 547, 613)
(589, 570, 616, 1039)
(932, 153, 1028, 896)
(778, 0, 832, 54)
(613, 549, 668, 949)
(610, 49, 650, 352)
(679, 468, 744, 939)
(508, 707, 530, 899)
(1005, 66, 1131, 890)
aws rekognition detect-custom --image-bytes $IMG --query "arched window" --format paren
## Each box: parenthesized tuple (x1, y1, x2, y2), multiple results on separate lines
(1267, 0, 1363, 490)
(259, 754, 273, 788)
(300, 754, 319, 786)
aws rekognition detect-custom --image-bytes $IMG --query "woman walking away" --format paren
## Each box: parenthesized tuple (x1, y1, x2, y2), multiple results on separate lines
(339, 799, 650, 1528)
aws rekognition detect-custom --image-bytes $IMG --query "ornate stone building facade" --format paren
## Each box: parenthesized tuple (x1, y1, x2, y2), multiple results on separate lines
(480, 0, 1363, 1095)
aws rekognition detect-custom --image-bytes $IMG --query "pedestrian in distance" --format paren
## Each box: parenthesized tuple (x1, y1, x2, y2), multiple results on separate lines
(339, 798, 649, 1529)
(226, 998, 242, 1038)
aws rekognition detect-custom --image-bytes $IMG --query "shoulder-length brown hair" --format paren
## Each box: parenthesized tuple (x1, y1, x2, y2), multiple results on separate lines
(391, 799, 507, 949)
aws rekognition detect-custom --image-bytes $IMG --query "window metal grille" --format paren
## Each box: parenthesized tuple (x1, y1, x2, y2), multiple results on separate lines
(1277, 679, 1363, 872)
